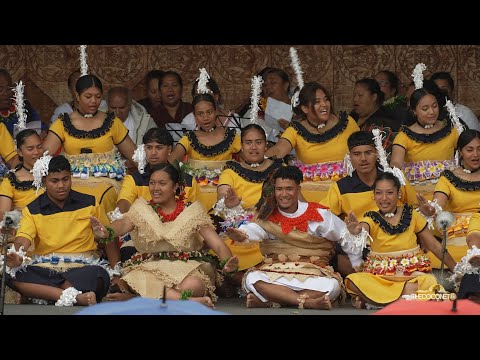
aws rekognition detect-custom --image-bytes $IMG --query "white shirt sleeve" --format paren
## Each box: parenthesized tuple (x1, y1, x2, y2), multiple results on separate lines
(238, 222, 271, 241)
(311, 208, 345, 242)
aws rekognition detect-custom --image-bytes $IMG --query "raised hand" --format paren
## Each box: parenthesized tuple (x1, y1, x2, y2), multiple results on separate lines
(225, 227, 248, 242)
(222, 255, 239, 273)
(417, 193, 435, 216)
(90, 216, 108, 240)
(277, 118, 290, 130)
(6, 252, 23, 268)
(224, 187, 242, 208)
(346, 211, 362, 235)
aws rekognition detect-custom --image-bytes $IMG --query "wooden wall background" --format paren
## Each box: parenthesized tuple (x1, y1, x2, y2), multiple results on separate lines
(2, 45, 480, 124)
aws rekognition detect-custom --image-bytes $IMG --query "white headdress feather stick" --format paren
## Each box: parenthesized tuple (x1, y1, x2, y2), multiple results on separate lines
(411, 63, 426, 90)
(12, 81, 27, 131)
(289, 47, 305, 109)
(79, 45, 89, 77)
(196, 68, 211, 94)
(249, 75, 264, 124)
(372, 128, 406, 186)
(31, 151, 52, 194)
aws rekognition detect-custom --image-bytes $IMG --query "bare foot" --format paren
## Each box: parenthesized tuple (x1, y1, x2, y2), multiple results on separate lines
(351, 295, 366, 309)
(190, 296, 214, 308)
(106, 292, 136, 302)
(305, 294, 332, 310)
(246, 293, 273, 308)
(469, 255, 480, 267)
(76, 291, 97, 306)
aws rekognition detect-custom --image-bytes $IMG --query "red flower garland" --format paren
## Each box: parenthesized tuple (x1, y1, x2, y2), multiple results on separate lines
(0, 104, 15, 118)
(150, 199, 185, 222)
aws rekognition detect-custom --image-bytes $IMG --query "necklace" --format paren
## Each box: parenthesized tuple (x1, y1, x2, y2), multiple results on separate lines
(77, 109, 98, 118)
(0, 104, 15, 118)
(244, 159, 265, 168)
(379, 207, 398, 218)
(416, 120, 435, 129)
(306, 119, 326, 130)
(150, 199, 185, 222)
(199, 126, 216, 133)
(22, 164, 32, 172)
(462, 166, 480, 174)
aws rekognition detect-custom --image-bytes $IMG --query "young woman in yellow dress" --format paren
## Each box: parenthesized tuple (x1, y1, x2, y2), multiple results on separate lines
(0, 129, 44, 220)
(0, 122, 20, 178)
(42, 75, 137, 214)
(90, 163, 238, 307)
(344, 172, 456, 309)
(390, 81, 460, 198)
(216, 123, 283, 273)
(417, 129, 480, 268)
(169, 93, 241, 210)
(265, 82, 359, 203)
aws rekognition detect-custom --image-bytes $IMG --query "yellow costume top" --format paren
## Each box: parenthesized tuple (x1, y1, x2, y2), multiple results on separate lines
(435, 170, 480, 213)
(117, 170, 152, 204)
(218, 159, 283, 209)
(50, 113, 128, 155)
(325, 170, 417, 219)
(360, 205, 427, 253)
(281, 112, 359, 164)
(16, 190, 108, 255)
(393, 120, 459, 163)
(0, 170, 43, 209)
(0, 122, 16, 163)
(468, 212, 480, 236)
(177, 128, 241, 161)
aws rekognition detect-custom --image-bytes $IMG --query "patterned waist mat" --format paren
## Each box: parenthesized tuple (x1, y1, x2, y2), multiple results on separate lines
(292, 159, 347, 182)
(364, 246, 431, 276)
(181, 161, 223, 186)
(65, 149, 126, 181)
(123, 250, 220, 268)
(403, 159, 456, 184)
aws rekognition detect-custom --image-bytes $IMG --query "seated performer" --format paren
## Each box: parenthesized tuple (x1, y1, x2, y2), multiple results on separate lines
(324, 130, 417, 277)
(90, 163, 238, 307)
(226, 166, 353, 310)
(417, 129, 480, 268)
(265, 82, 359, 203)
(344, 172, 456, 309)
(3, 155, 121, 306)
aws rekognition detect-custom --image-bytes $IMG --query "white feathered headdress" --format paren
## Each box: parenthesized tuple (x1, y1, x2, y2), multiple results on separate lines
(249, 75, 264, 124)
(12, 81, 27, 132)
(289, 47, 305, 109)
(372, 128, 406, 186)
(411, 63, 426, 90)
(31, 151, 52, 194)
(196, 68, 212, 94)
(79, 45, 89, 76)
(132, 144, 147, 174)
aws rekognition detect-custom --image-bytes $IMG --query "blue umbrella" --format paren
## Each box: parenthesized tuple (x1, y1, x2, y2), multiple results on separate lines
(76, 297, 227, 315)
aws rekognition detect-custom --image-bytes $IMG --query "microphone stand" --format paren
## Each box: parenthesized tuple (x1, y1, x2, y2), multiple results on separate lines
(440, 221, 448, 281)
(0, 221, 12, 315)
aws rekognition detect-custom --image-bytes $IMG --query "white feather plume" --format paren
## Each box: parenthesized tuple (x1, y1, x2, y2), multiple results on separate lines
(445, 99, 465, 136)
(12, 81, 27, 131)
(289, 47, 304, 109)
(79, 45, 88, 76)
(31, 151, 52, 194)
(411, 63, 426, 90)
(132, 144, 146, 174)
(344, 154, 354, 177)
(249, 75, 264, 124)
(372, 128, 406, 186)
(196, 68, 211, 94)
(0, 210, 22, 230)
(435, 211, 455, 229)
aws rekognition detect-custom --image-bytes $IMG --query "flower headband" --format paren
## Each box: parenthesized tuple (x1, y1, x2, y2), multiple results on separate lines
(196, 68, 212, 95)
(289, 47, 305, 109)
(249, 75, 263, 124)
(31, 151, 52, 194)
(411, 63, 426, 90)
(132, 144, 146, 174)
